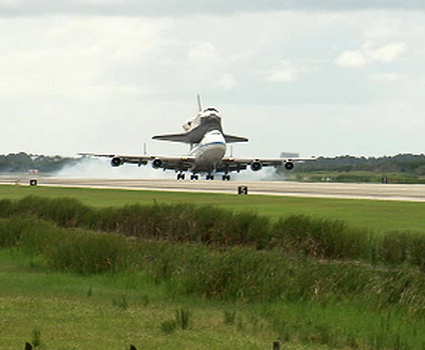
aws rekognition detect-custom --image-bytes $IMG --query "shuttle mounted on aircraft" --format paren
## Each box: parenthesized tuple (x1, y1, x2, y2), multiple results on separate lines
(152, 95, 248, 146)
(80, 96, 314, 180)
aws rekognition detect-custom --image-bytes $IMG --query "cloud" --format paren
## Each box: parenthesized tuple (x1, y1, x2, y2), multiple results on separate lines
(0, 0, 18, 8)
(368, 42, 407, 63)
(187, 42, 218, 63)
(265, 60, 300, 82)
(0, 17, 166, 99)
(216, 74, 237, 90)
(368, 73, 401, 81)
(335, 42, 407, 67)
(266, 70, 297, 83)
(1, 0, 425, 17)
(264, 60, 317, 83)
(335, 50, 367, 67)
(75, 0, 124, 4)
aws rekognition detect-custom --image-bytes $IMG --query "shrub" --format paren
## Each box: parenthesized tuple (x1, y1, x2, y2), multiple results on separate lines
(43, 229, 131, 274)
(0, 217, 56, 255)
(274, 215, 373, 261)
(378, 230, 425, 269)
(0, 198, 14, 217)
(5, 195, 425, 272)
(2, 197, 273, 249)
(160, 319, 177, 334)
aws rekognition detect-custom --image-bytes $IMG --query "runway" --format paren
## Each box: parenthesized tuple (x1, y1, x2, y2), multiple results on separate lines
(2, 176, 425, 202)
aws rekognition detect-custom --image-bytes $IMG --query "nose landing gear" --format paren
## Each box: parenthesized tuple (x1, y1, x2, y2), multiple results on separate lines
(177, 172, 185, 180)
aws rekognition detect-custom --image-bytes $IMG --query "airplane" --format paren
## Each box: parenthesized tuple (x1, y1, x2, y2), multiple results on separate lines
(80, 97, 314, 181)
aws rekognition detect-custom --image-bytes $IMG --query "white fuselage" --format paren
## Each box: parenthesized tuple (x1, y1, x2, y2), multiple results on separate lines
(189, 129, 226, 172)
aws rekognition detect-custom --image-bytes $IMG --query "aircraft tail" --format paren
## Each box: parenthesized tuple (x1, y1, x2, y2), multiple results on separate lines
(197, 95, 202, 112)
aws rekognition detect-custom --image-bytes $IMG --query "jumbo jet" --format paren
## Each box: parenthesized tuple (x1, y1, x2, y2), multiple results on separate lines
(80, 97, 314, 180)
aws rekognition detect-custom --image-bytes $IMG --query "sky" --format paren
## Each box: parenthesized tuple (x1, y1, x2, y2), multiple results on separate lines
(1, 1, 425, 159)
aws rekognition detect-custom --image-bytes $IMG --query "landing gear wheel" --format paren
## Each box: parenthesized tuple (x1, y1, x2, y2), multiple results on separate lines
(177, 173, 185, 180)
(222, 174, 230, 181)
(206, 174, 214, 180)
(190, 174, 199, 180)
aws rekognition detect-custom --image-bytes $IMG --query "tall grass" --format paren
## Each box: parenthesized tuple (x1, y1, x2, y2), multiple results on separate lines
(0, 217, 131, 274)
(264, 301, 425, 350)
(0, 197, 272, 248)
(273, 214, 374, 261)
(2, 196, 425, 268)
(4, 198, 425, 349)
(3, 215, 425, 312)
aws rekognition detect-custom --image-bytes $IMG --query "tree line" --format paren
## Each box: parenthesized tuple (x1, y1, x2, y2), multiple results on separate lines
(2, 152, 425, 176)
(0, 152, 77, 173)
(290, 153, 425, 175)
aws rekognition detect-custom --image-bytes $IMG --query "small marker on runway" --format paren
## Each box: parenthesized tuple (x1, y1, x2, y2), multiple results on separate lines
(238, 186, 248, 195)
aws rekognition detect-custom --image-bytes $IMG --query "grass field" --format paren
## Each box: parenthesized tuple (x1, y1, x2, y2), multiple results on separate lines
(0, 250, 279, 350)
(1, 184, 425, 233)
(2, 184, 425, 349)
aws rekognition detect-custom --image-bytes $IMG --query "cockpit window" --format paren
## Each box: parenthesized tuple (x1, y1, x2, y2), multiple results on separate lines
(204, 107, 219, 113)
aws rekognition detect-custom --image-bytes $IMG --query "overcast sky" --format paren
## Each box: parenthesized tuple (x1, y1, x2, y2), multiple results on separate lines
(1, 1, 425, 159)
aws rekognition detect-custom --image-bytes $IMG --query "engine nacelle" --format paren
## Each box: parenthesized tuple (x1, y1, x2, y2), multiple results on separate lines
(152, 158, 163, 169)
(285, 161, 295, 170)
(250, 160, 262, 172)
(111, 157, 123, 167)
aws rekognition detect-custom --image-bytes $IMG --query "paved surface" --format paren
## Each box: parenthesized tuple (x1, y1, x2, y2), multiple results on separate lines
(2, 176, 425, 202)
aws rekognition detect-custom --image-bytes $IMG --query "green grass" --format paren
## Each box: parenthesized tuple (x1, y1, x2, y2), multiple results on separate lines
(2, 190, 425, 349)
(1, 184, 425, 233)
(289, 170, 425, 184)
(3, 230, 425, 350)
(0, 249, 281, 350)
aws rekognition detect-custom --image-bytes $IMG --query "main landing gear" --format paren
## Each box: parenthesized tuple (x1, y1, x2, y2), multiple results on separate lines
(178, 172, 230, 181)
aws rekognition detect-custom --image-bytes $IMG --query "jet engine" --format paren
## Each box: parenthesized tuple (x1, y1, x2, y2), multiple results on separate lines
(152, 158, 163, 169)
(285, 161, 295, 170)
(250, 160, 262, 172)
(111, 157, 123, 167)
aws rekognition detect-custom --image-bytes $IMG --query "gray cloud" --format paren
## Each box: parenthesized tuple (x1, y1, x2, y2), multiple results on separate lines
(1, 0, 425, 17)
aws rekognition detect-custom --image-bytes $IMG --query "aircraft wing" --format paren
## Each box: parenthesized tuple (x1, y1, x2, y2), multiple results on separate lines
(217, 156, 315, 172)
(79, 153, 195, 171)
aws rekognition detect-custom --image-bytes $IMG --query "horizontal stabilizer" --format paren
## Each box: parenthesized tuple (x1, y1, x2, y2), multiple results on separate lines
(152, 132, 248, 144)
(223, 134, 249, 143)
(152, 133, 191, 143)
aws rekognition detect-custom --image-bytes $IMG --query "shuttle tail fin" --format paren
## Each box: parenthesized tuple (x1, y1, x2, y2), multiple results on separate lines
(197, 95, 202, 112)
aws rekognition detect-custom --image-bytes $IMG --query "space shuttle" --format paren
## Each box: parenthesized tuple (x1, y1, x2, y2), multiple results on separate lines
(152, 95, 248, 146)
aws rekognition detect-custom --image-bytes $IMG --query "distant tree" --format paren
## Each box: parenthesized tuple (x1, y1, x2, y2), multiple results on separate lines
(0, 152, 78, 173)
(282, 154, 425, 176)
